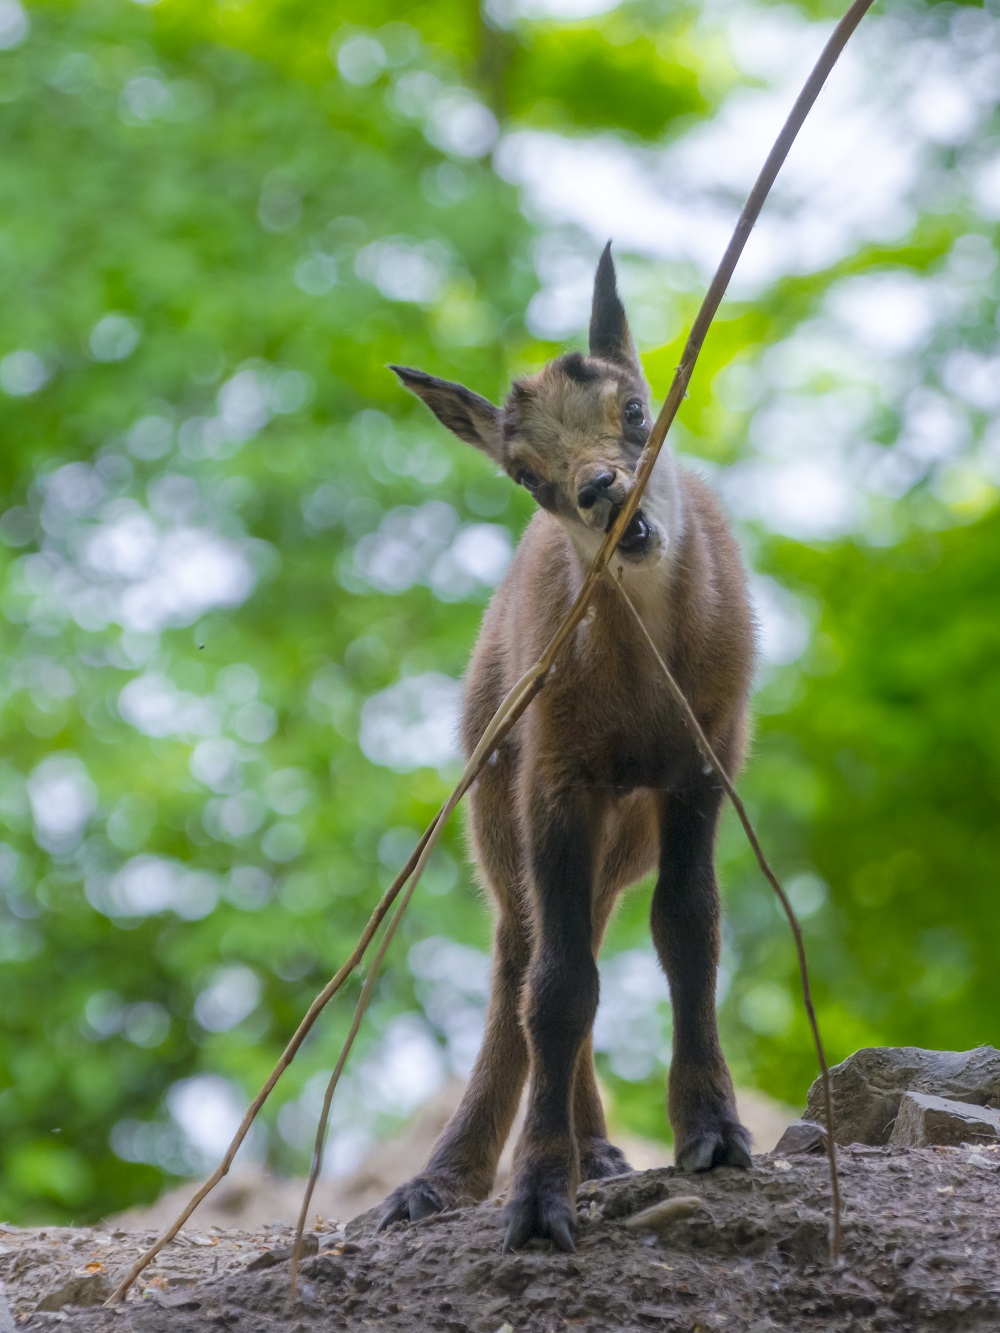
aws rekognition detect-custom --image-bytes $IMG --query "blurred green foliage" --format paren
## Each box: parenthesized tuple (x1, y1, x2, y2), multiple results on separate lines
(1, 0, 998, 1224)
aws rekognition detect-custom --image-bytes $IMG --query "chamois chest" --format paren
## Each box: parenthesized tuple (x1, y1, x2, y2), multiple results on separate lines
(545, 609, 701, 795)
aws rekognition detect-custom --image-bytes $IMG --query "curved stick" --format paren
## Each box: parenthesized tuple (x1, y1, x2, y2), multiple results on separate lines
(107, 663, 544, 1306)
(608, 571, 842, 1260)
(107, 0, 871, 1301)
(104, 811, 444, 1305)
(288, 667, 545, 1295)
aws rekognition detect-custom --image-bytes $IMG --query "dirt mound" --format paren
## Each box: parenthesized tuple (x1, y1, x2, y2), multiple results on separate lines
(3, 1144, 1000, 1331)
(106, 1084, 792, 1236)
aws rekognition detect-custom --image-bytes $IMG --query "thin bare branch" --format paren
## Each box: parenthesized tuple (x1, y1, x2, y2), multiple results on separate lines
(522, 0, 878, 663)
(607, 570, 842, 1260)
(106, 663, 545, 1307)
(107, 0, 872, 1301)
(290, 872, 421, 1297)
(105, 812, 444, 1305)
(288, 664, 547, 1294)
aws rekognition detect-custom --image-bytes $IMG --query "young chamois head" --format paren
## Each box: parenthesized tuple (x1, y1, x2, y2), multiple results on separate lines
(391, 243, 680, 563)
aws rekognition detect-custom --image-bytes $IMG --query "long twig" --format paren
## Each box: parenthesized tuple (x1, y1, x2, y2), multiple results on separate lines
(104, 812, 445, 1305)
(288, 664, 545, 1295)
(107, 0, 872, 1301)
(287, 0, 870, 1273)
(288, 879, 421, 1296)
(106, 664, 544, 1306)
(608, 571, 842, 1260)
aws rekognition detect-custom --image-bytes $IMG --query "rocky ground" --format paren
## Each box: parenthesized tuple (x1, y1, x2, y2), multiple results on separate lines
(4, 1048, 1000, 1332)
(2, 1142, 1000, 1333)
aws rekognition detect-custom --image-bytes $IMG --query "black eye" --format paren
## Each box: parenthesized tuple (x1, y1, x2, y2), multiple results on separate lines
(514, 468, 541, 492)
(624, 399, 645, 427)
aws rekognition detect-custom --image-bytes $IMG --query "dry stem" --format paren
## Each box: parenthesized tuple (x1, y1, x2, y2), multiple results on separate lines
(288, 665, 545, 1294)
(104, 812, 445, 1304)
(106, 663, 545, 1306)
(608, 571, 842, 1260)
(107, 0, 873, 1302)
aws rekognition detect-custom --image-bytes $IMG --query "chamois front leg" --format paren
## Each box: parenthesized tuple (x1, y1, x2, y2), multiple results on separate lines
(503, 786, 601, 1253)
(652, 780, 751, 1172)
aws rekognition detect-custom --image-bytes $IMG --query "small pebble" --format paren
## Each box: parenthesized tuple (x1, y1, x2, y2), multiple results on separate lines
(245, 1234, 319, 1271)
(967, 1152, 997, 1169)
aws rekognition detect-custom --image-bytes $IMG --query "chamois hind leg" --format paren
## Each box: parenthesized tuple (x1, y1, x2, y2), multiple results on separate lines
(375, 917, 529, 1225)
(377, 912, 529, 1227)
(572, 902, 631, 1183)
(378, 756, 529, 1229)
(652, 776, 751, 1173)
(502, 783, 604, 1253)
(575, 793, 658, 1182)
(573, 1035, 633, 1182)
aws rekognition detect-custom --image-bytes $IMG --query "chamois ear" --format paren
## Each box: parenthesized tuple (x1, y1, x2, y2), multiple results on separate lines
(390, 365, 502, 461)
(588, 241, 640, 374)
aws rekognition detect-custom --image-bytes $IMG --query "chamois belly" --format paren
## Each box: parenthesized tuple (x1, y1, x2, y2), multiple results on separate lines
(572, 710, 699, 795)
(579, 745, 691, 794)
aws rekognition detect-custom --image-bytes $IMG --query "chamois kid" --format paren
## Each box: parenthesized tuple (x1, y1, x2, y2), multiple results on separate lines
(379, 244, 755, 1253)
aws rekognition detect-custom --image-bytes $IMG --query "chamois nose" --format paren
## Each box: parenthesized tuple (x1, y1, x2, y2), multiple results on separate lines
(577, 470, 616, 510)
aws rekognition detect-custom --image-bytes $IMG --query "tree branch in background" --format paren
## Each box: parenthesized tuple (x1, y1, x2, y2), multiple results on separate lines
(107, 0, 874, 1302)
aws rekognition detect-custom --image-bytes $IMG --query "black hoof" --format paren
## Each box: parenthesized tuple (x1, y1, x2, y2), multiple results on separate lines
(578, 1136, 634, 1182)
(501, 1185, 577, 1253)
(376, 1177, 449, 1232)
(676, 1121, 752, 1173)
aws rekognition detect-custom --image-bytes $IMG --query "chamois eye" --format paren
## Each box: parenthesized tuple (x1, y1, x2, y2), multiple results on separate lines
(514, 468, 541, 492)
(624, 399, 645, 427)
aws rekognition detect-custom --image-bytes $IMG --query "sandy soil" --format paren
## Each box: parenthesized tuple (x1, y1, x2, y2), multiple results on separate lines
(2, 1143, 1000, 1332)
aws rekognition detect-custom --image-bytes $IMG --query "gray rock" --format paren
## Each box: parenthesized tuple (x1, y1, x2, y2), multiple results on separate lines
(0, 1284, 16, 1333)
(803, 1046, 1000, 1145)
(772, 1119, 828, 1155)
(300, 1255, 347, 1284)
(244, 1232, 318, 1271)
(966, 1151, 1000, 1168)
(889, 1091, 1000, 1148)
(150, 1289, 201, 1310)
(35, 1274, 110, 1311)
